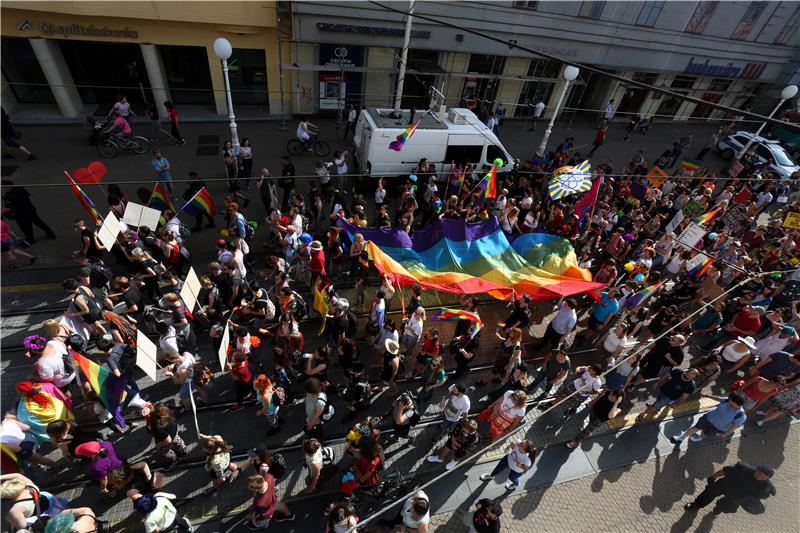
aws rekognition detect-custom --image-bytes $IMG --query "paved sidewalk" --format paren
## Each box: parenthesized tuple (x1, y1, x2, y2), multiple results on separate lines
(429, 423, 800, 533)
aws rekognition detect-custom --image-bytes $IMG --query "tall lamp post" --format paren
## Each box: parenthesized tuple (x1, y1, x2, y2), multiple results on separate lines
(737, 84, 797, 160)
(213, 37, 240, 154)
(537, 65, 579, 157)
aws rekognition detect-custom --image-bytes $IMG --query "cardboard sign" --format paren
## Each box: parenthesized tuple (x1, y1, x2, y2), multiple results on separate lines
(179, 268, 202, 313)
(676, 222, 707, 250)
(217, 321, 231, 371)
(783, 211, 800, 230)
(123, 202, 161, 231)
(732, 188, 752, 205)
(729, 160, 744, 178)
(664, 211, 685, 235)
(646, 165, 667, 187)
(135, 331, 159, 381)
(721, 206, 749, 234)
(682, 199, 706, 219)
(97, 211, 123, 252)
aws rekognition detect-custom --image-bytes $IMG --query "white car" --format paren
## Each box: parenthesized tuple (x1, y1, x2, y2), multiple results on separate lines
(717, 130, 799, 178)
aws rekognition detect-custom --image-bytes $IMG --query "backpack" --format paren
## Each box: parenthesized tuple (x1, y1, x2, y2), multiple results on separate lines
(289, 291, 308, 319)
(346, 310, 359, 337)
(271, 387, 287, 407)
(175, 327, 193, 353)
(320, 446, 336, 465)
(319, 395, 335, 422)
(193, 363, 213, 385)
(177, 222, 192, 241)
(269, 453, 287, 478)
(90, 261, 113, 285)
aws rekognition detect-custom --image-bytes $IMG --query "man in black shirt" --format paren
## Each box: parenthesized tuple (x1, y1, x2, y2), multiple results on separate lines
(2, 180, 55, 243)
(279, 156, 296, 211)
(326, 303, 349, 346)
(500, 294, 532, 333)
(73, 218, 104, 260)
(684, 462, 776, 514)
(566, 389, 624, 449)
(96, 337, 141, 396)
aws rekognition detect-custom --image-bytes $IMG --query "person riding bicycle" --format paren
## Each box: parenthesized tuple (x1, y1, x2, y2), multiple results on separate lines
(103, 109, 133, 140)
(296, 117, 319, 150)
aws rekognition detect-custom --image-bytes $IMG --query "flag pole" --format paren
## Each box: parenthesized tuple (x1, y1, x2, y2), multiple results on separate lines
(175, 188, 201, 217)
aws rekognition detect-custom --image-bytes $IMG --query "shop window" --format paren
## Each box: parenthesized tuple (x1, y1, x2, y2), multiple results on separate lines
(655, 75, 696, 118)
(159, 45, 214, 105)
(445, 144, 482, 164)
(685, 1, 718, 34)
(526, 58, 561, 80)
(617, 72, 658, 115)
(690, 93, 722, 119)
(1, 37, 55, 104)
(578, 1, 606, 19)
(59, 40, 151, 105)
(731, 1, 767, 41)
(512, 1, 539, 9)
(227, 48, 269, 107)
(403, 49, 441, 108)
(515, 81, 554, 117)
(775, 7, 800, 45)
(636, 1, 665, 27)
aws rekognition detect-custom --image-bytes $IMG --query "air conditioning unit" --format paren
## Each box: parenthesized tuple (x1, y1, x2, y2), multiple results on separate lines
(448, 108, 468, 125)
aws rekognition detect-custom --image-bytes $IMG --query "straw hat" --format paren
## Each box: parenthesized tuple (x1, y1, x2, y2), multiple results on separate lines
(310, 240, 323, 252)
(385, 338, 400, 355)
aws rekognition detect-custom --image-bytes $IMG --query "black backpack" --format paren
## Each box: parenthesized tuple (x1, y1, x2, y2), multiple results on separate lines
(346, 310, 359, 337)
(289, 291, 308, 319)
(90, 261, 114, 285)
(270, 453, 286, 478)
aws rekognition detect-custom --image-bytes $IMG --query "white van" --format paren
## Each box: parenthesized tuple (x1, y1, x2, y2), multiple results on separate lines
(353, 107, 515, 177)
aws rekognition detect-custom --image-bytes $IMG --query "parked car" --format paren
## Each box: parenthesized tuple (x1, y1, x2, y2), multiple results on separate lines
(717, 130, 799, 178)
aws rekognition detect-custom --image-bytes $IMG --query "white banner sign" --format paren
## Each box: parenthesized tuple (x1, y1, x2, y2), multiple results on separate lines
(676, 222, 707, 250)
(97, 210, 123, 251)
(179, 268, 202, 313)
(135, 330, 159, 381)
(123, 202, 161, 232)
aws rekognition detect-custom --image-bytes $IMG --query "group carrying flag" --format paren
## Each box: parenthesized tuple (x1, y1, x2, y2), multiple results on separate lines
(65, 171, 102, 225)
(429, 308, 484, 338)
(388, 122, 418, 152)
(179, 187, 216, 217)
(70, 349, 127, 427)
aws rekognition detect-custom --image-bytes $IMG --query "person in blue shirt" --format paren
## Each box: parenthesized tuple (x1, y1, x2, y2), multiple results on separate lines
(671, 392, 746, 444)
(578, 289, 620, 344)
(151, 149, 173, 193)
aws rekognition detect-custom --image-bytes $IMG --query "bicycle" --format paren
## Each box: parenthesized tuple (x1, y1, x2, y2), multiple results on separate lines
(286, 133, 331, 157)
(96, 132, 151, 158)
(346, 470, 420, 518)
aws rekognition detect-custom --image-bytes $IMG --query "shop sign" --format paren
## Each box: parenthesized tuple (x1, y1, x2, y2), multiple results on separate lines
(317, 22, 430, 39)
(19, 19, 139, 39)
(319, 44, 363, 110)
(684, 57, 766, 80)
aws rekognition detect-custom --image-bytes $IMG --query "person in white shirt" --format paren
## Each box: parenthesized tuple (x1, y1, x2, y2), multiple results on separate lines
(602, 99, 615, 123)
(431, 383, 471, 439)
(375, 177, 387, 209)
(530, 100, 546, 131)
(129, 489, 193, 533)
(550, 364, 603, 416)
(343, 105, 358, 141)
(401, 306, 425, 356)
(333, 151, 348, 176)
(753, 326, 798, 359)
(479, 439, 536, 490)
(536, 298, 578, 350)
(109, 94, 137, 125)
(296, 117, 317, 143)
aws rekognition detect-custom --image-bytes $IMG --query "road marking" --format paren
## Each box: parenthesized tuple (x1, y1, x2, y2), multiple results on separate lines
(1, 282, 62, 293)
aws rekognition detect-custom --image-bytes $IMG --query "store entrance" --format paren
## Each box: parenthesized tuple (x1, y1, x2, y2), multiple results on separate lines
(59, 40, 150, 106)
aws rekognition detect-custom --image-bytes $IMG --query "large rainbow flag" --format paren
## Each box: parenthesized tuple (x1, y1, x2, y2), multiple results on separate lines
(340, 217, 604, 300)
(15, 382, 74, 445)
(71, 349, 127, 427)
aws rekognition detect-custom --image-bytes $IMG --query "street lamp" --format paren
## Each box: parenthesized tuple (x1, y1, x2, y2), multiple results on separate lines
(537, 65, 579, 157)
(213, 37, 240, 155)
(737, 84, 798, 160)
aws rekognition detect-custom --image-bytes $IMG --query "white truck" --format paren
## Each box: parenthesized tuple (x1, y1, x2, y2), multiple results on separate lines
(353, 107, 515, 177)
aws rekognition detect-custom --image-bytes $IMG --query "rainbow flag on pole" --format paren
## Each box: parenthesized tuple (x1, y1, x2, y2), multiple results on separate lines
(624, 282, 663, 307)
(688, 255, 714, 279)
(65, 171, 102, 225)
(478, 166, 497, 200)
(70, 349, 127, 426)
(681, 159, 701, 172)
(148, 182, 175, 212)
(693, 208, 720, 225)
(179, 187, 216, 217)
(388, 122, 418, 151)
(429, 307, 484, 338)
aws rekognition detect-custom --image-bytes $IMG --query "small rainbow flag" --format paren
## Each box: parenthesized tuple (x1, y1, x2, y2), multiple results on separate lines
(180, 187, 216, 217)
(478, 166, 497, 200)
(625, 282, 663, 307)
(148, 182, 175, 213)
(70, 349, 127, 426)
(688, 255, 714, 279)
(388, 122, 418, 151)
(65, 171, 102, 225)
(681, 159, 701, 172)
(429, 307, 484, 338)
(693, 207, 720, 226)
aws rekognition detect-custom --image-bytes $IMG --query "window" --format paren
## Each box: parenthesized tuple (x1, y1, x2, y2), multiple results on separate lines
(755, 144, 774, 164)
(578, 1, 606, 19)
(775, 7, 800, 45)
(670, 75, 697, 90)
(486, 145, 505, 164)
(685, 1, 718, 33)
(0, 37, 55, 104)
(445, 145, 483, 163)
(731, 1, 767, 40)
(512, 1, 539, 9)
(637, 1, 664, 27)
(526, 58, 561, 79)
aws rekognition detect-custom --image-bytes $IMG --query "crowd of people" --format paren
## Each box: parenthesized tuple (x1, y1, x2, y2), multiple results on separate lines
(2, 104, 799, 532)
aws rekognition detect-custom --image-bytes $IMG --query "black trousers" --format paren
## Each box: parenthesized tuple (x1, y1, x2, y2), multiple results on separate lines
(234, 380, 251, 406)
(15, 210, 55, 242)
(693, 482, 745, 510)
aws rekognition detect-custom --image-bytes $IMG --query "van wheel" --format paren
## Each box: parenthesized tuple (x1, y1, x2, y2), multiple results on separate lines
(721, 148, 734, 161)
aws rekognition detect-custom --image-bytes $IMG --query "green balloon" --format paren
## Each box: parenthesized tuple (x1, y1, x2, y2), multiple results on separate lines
(493, 158, 504, 167)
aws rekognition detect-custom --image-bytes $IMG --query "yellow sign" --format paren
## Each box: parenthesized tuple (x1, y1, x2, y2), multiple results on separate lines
(783, 212, 800, 229)
(646, 165, 667, 187)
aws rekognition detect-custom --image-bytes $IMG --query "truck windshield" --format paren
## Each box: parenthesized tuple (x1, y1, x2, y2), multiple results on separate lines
(487, 145, 506, 165)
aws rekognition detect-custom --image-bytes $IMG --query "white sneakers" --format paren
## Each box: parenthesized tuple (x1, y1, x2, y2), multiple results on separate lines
(445, 460, 459, 470)
(479, 473, 493, 481)
(504, 482, 517, 490)
(426, 455, 443, 463)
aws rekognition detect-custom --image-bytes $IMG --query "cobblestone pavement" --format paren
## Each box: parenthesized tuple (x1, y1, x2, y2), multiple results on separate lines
(429, 423, 800, 533)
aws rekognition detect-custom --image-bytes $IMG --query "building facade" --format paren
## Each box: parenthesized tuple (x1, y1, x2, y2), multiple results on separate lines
(1, 1, 289, 118)
(289, 0, 800, 121)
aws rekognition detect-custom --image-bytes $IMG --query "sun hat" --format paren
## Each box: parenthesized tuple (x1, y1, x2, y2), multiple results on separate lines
(385, 339, 400, 355)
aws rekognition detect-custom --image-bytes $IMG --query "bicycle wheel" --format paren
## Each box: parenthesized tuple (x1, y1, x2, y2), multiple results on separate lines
(286, 139, 304, 156)
(97, 139, 119, 158)
(314, 140, 331, 157)
(130, 136, 151, 154)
